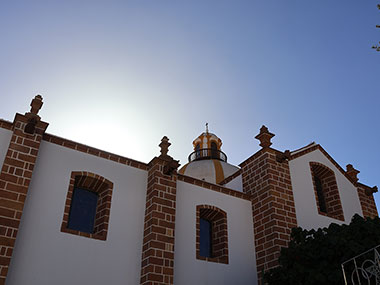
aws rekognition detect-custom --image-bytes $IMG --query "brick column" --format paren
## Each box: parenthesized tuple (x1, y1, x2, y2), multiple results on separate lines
(240, 126, 297, 284)
(345, 164, 378, 219)
(357, 184, 378, 218)
(0, 96, 48, 284)
(140, 137, 179, 285)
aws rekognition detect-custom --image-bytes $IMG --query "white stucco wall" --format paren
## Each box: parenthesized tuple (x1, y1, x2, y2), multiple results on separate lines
(0, 127, 12, 168)
(289, 149, 363, 230)
(224, 174, 243, 192)
(174, 181, 257, 285)
(7, 141, 148, 285)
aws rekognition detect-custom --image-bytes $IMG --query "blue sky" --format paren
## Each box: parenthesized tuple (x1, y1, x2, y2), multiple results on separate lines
(1, 1, 379, 205)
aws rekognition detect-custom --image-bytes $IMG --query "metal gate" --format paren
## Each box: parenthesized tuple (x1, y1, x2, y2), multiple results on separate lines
(342, 245, 380, 285)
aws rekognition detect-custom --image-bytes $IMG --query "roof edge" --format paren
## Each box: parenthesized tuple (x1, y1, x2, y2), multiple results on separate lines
(0, 119, 13, 130)
(219, 169, 241, 185)
(43, 133, 149, 171)
(177, 173, 250, 201)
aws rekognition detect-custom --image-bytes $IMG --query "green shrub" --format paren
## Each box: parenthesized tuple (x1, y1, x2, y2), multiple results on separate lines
(264, 215, 380, 285)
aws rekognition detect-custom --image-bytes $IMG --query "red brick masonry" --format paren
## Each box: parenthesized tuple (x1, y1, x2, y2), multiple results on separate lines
(240, 148, 297, 285)
(140, 157, 177, 285)
(0, 114, 48, 284)
(357, 183, 378, 219)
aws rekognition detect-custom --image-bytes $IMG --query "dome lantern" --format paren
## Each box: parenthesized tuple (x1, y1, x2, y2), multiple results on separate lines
(189, 123, 226, 163)
(179, 125, 239, 184)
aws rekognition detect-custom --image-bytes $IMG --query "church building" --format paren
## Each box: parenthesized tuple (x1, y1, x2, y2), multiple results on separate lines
(0, 96, 377, 285)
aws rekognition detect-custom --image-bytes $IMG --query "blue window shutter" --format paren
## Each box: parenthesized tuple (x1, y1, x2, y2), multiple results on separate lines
(68, 188, 98, 233)
(200, 218, 212, 258)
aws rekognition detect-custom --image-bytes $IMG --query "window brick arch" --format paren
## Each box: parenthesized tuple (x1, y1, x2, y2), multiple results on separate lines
(61, 171, 114, 240)
(196, 205, 228, 264)
(309, 162, 344, 221)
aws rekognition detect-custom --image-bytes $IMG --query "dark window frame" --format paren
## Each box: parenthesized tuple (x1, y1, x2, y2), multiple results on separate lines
(196, 205, 228, 264)
(310, 162, 344, 221)
(61, 171, 114, 240)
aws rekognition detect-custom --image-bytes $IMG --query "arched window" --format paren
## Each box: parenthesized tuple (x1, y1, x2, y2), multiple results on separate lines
(61, 171, 114, 240)
(210, 141, 218, 159)
(310, 162, 344, 221)
(196, 205, 228, 264)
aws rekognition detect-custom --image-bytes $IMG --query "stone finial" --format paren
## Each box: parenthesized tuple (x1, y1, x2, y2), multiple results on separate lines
(158, 136, 180, 175)
(255, 125, 275, 148)
(30, 95, 43, 116)
(159, 136, 171, 157)
(24, 95, 44, 134)
(346, 164, 360, 183)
